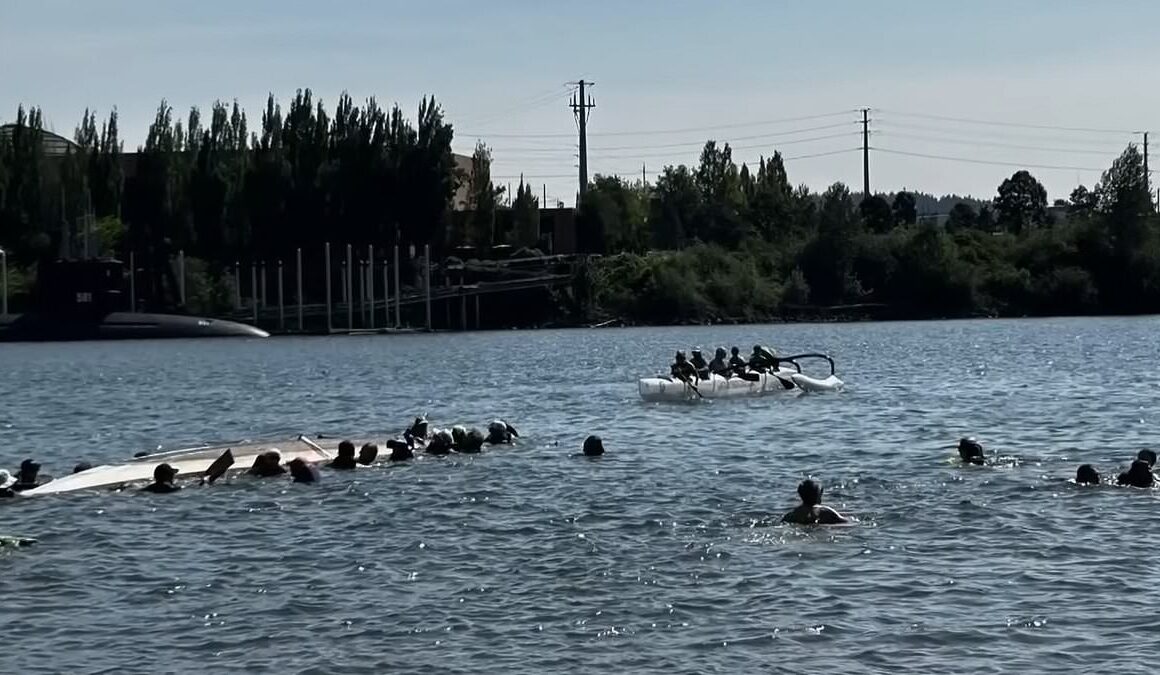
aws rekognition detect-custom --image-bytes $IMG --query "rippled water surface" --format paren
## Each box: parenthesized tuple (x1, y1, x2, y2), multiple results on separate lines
(3, 318, 1160, 673)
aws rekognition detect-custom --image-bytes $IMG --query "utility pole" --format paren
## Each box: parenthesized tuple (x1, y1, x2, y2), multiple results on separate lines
(1144, 131, 1151, 210)
(642, 163, 647, 186)
(862, 108, 871, 199)
(569, 80, 595, 206)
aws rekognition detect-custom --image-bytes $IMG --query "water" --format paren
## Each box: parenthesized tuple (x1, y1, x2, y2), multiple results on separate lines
(2, 318, 1159, 673)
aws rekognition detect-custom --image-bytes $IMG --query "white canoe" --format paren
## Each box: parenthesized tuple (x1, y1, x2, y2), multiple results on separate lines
(22, 437, 336, 497)
(639, 367, 802, 401)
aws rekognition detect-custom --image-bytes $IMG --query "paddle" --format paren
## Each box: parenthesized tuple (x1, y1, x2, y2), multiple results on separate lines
(199, 448, 235, 485)
(680, 373, 704, 399)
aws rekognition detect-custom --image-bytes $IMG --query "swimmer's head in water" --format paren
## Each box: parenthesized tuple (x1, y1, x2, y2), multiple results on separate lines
(452, 425, 468, 446)
(338, 440, 356, 459)
(1076, 464, 1100, 485)
(72, 462, 92, 474)
(582, 435, 605, 456)
(1137, 449, 1157, 468)
(958, 438, 985, 464)
(19, 459, 40, 479)
(358, 443, 378, 465)
(153, 463, 178, 483)
(797, 479, 822, 506)
(288, 458, 317, 483)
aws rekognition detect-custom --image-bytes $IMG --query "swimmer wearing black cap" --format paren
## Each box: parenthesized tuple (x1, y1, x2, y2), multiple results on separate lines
(141, 463, 181, 493)
(958, 438, 985, 466)
(782, 479, 849, 525)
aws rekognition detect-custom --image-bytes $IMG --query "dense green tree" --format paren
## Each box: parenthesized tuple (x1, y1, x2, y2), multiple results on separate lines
(859, 195, 893, 233)
(945, 202, 978, 231)
(650, 165, 699, 249)
(511, 179, 540, 248)
(995, 170, 1047, 234)
(892, 190, 917, 225)
(693, 141, 747, 246)
(465, 141, 503, 249)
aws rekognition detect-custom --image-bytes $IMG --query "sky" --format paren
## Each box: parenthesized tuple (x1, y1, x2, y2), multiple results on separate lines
(2, 0, 1159, 208)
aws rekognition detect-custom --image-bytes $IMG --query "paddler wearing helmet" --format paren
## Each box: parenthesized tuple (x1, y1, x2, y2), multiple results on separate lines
(747, 345, 780, 373)
(689, 348, 710, 381)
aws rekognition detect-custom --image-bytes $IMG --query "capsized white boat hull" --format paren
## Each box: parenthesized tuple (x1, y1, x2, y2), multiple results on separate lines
(22, 437, 336, 496)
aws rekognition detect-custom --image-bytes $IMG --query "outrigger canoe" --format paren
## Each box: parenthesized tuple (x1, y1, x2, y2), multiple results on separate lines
(21, 436, 337, 497)
(638, 353, 844, 402)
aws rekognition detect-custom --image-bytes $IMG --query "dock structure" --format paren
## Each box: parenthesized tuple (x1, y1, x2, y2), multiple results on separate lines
(220, 244, 585, 335)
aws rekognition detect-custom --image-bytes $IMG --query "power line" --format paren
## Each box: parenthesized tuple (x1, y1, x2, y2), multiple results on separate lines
(460, 109, 854, 139)
(874, 119, 1138, 148)
(483, 121, 857, 154)
(876, 109, 1140, 135)
(875, 131, 1132, 156)
(871, 146, 1104, 172)
(590, 132, 860, 160)
(489, 148, 861, 181)
(455, 85, 575, 129)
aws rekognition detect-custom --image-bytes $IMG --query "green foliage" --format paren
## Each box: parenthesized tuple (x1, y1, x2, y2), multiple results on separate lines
(995, 170, 1047, 234)
(859, 195, 893, 233)
(892, 191, 917, 225)
(465, 141, 503, 248)
(510, 180, 540, 248)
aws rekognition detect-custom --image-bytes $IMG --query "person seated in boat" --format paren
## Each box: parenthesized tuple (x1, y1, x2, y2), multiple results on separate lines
(486, 420, 519, 445)
(1137, 449, 1156, 468)
(958, 437, 986, 466)
(404, 416, 429, 447)
(426, 430, 455, 456)
(781, 479, 849, 525)
(582, 435, 605, 457)
(0, 470, 17, 498)
(670, 351, 698, 384)
(358, 443, 379, 465)
(386, 439, 414, 462)
(1075, 464, 1101, 485)
(708, 347, 730, 377)
(1117, 459, 1155, 488)
(248, 451, 287, 477)
(12, 459, 46, 491)
(689, 348, 710, 380)
(141, 463, 181, 494)
(748, 345, 779, 373)
(327, 440, 358, 470)
(288, 458, 320, 484)
(729, 346, 760, 382)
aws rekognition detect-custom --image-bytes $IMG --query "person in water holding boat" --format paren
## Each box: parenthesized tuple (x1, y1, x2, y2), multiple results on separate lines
(1136, 449, 1156, 468)
(582, 435, 605, 457)
(1117, 459, 1155, 488)
(248, 451, 287, 477)
(782, 479, 849, 525)
(486, 420, 519, 445)
(12, 459, 46, 491)
(328, 440, 358, 470)
(689, 348, 710, 380)
(404, 416, 429, 447)
(141, 463, 181, 494)
(358, 443, 379, 465)
(0, 470, 17, 498)
(288, 458, 320, 484)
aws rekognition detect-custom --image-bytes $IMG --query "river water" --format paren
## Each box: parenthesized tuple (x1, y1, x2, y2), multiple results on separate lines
(1, 318, 1158, 673)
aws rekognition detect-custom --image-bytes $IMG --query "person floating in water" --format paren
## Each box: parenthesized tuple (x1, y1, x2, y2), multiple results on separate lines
(689, 348, 710, 381)
(781, 479, 849, 525)
(386, 439, 414, 462)
(1117, 459, 1155, 488)
(248, 451, 287, 477)
(358, 443, 379, 465)
(486, 420, 518, 445)
(670, 351, 698, 384)
(426, 430, 455, 456)
(708, 347, 730, 378)
(958, 438, 986, 465)
(0, 470, 17, 498)
(1137, 449, 1156, 468)
(1075, 464, 1101, 485)
(141, 463, 181, 494)
(288, 458, 320, 484)
(328, 440, 358, 470)
(582, 435, 605, 457)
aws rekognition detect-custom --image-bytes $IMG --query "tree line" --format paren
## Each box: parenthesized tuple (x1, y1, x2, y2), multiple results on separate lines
(577, 141, 1158, 322)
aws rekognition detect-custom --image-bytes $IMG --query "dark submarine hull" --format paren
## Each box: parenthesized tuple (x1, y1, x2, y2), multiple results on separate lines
(0, 312, 270, 342)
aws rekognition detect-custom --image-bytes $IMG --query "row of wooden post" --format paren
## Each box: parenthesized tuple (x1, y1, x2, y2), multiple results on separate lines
(193, 243, 432, 333)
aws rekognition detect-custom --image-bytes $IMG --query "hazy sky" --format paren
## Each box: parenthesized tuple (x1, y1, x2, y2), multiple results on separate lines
(3, 0, 1158, 207)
